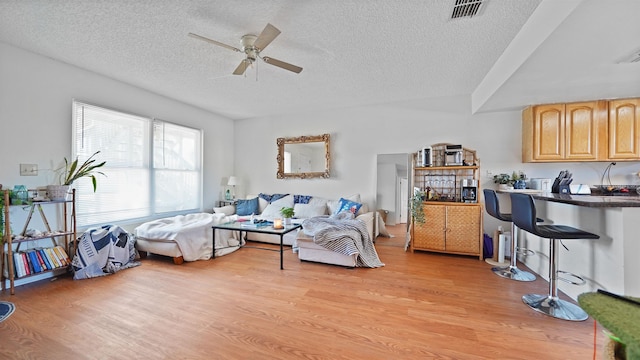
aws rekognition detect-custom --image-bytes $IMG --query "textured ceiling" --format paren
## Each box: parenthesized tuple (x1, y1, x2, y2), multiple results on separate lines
(1, 0, 639, 120)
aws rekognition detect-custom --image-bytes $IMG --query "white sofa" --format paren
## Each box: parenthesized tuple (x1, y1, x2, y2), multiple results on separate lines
(214, 193, 375, 250)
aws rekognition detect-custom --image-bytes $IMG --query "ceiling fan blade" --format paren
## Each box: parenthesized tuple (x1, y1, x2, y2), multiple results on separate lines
(232, 59, 251, 75)
(253, 23, 281, 51)
(188, 32, 241, 53)
(262, 56, 303, 74)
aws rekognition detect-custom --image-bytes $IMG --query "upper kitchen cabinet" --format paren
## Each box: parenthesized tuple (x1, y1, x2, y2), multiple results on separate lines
(608, 98, 640, 160)
(522, 101, 605, 162)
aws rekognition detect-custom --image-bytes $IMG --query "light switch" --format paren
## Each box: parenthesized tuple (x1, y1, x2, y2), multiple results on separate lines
(20, 163, 38, 176)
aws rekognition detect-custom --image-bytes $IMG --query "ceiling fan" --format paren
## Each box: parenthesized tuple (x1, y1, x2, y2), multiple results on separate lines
(189, 23, 303, 75)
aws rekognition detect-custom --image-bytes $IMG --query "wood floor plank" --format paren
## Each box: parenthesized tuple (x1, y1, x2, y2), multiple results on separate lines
(0, 225, 604, 359)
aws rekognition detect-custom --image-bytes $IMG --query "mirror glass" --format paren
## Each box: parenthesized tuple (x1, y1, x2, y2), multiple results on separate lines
(277, 134, 330, 179)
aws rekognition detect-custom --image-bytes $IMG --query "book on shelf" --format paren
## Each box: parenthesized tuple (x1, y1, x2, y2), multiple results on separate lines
(27, 250, 42, 273)
(40, 248, 55, 269)
(37, 248, 52, 270)
(13, 252, 25, 278)
(34, 249, 49, 270)
(22, 252, 33, 275)
(54, 246, 71, 265)
(6, 246, 71, 278)
(45, 247, 61, 268)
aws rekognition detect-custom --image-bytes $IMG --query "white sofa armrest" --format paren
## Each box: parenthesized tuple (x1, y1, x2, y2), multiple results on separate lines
(356, 211, 375, 240)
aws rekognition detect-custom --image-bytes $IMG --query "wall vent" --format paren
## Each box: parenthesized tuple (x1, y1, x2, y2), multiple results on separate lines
(451, 0, 484, 19)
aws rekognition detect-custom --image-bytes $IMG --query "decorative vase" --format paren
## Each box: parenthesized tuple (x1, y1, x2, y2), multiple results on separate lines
(514, 179, 527, 189)
(46, 185, 70, 201)
(284, 217, 292, 226)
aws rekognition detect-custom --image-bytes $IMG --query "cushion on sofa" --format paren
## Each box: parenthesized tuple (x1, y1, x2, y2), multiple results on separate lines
(260, 195, 295, 219)
(333, 197, 363, 215)
(294, 194, 312, 204)
(213, 205, 235, 216)
(327, 194, 362, 215)
(236, 197, 259, 216)
(293, 203, 327, 218)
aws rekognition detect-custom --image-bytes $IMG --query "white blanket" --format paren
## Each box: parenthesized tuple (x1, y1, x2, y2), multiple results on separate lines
(134, 213, 242, 261)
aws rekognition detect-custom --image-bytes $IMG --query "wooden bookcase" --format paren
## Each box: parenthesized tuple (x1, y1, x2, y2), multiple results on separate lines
(1, 189, 75, 294)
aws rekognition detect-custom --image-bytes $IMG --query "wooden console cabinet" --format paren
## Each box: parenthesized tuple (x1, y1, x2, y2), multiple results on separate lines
(411, 202, 482, 259)
(411, 145, 483, 259)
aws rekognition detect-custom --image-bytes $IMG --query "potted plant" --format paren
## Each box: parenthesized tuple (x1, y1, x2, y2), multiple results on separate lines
(512, 171, 527, 189)
(410, 191, 425, 224)
(493, 171, 527, 190)
(48, 151, 106, 200)
(280, 207, 295, 226)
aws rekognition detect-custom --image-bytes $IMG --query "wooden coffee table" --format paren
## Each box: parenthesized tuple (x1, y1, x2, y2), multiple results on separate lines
(211, 222, 301, 269)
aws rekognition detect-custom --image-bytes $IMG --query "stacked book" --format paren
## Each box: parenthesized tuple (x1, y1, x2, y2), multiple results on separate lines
(11, 246, 71, 278)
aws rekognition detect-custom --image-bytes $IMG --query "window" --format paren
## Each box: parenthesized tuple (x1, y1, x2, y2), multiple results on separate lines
(72, 101, 202, 227)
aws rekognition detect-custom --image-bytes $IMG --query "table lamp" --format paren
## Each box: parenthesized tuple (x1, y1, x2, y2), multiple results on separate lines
(227, 176, 237, 200)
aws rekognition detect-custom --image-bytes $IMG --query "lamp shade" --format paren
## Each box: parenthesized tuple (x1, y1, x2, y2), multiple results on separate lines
(227, 176, 237, 186)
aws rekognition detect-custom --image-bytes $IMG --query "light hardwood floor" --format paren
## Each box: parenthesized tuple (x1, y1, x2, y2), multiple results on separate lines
(0, 225, 604, 359)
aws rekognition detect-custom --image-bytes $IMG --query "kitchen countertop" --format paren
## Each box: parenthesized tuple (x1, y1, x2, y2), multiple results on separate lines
(532, 193, 640, 208)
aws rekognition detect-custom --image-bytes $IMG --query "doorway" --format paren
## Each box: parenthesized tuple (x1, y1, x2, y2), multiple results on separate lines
(376, 153, 411, 226)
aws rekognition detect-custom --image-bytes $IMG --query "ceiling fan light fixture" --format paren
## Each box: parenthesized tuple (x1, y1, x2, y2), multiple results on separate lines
(189, 23, 303, 75)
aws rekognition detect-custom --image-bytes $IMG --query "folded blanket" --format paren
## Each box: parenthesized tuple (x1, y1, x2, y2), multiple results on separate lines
(302, 213, 384, 268)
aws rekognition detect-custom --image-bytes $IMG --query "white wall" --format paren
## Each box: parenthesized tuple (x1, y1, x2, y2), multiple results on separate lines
(234, 102, 640, 226)
(1, 42, 235, 286)
(0, 42, 235, 215)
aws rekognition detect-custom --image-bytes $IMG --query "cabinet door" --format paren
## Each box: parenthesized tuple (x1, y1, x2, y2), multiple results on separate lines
(445, 205, 480, 255)
(533, 104, 565, 160)
(412, 204, 445, 251)
(565, 101, 601, 160)
(608, 98, 640, 160)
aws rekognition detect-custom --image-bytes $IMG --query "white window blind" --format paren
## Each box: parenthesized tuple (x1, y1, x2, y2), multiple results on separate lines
(72, 101, 202, 227)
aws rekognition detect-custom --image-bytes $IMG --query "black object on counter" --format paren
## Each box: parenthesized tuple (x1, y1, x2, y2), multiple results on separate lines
(552, 170, 572, 194)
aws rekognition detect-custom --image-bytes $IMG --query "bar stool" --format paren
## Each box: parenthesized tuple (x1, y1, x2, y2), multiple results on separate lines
(510, 193, 600, 321)
(483, 189, 536, 282)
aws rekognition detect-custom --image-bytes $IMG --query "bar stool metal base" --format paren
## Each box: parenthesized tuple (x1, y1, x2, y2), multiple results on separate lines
(492, 265, 536, 281)
(522, 293, 588, 321)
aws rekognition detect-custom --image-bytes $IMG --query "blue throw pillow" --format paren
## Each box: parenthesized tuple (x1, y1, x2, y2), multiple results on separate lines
(236, 197, 259, 216)
(294, 195, 312, 204)
(334, 198, 363, 215)
(269, 193, 289, 202)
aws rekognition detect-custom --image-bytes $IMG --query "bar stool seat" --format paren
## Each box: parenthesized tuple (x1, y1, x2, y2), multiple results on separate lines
(510, 193, 600, 321)
(483, 189, 537, 282)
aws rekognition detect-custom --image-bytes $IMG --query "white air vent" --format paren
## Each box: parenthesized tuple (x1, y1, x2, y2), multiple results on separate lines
(451, 0, 483, 19)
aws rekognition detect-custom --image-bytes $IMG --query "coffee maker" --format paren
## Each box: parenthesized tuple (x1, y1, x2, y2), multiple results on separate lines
(445, 144, 463, 166)
(460, 178, 478, 203)
(420, 147, 432, 167)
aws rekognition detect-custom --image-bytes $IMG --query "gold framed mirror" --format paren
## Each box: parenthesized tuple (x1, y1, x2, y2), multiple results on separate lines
(277, 134, 330, 179)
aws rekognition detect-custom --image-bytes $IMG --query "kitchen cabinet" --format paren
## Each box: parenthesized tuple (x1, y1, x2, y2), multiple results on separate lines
(411, 203, 482, 259)
(608, 98, 640, 160)
(522, 101, 605, 162)
(523, 98, 640, 162)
